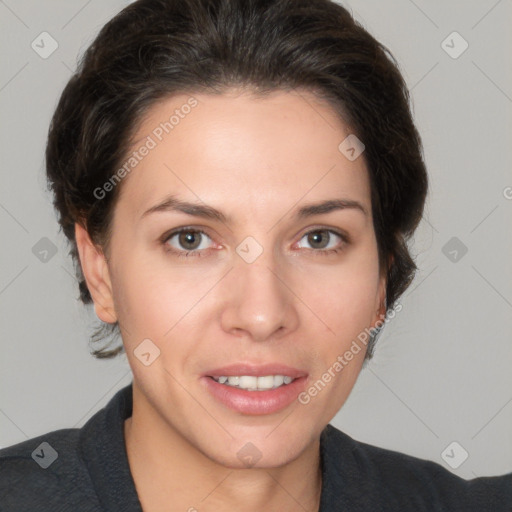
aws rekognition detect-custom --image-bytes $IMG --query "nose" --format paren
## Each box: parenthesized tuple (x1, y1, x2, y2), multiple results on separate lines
(219, 252, 300, 342)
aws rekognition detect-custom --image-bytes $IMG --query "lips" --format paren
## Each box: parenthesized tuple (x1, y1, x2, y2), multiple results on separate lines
(200, 363, 309, 414)
(201, 375, 308, 415)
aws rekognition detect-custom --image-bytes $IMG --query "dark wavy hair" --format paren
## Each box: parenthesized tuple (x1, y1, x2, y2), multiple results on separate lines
(45, 0, 428, 359)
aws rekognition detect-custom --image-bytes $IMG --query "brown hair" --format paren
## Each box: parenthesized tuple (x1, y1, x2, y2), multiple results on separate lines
(45, 0, 428, 359)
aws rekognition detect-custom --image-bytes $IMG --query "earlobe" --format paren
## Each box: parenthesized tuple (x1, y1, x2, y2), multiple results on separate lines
(74, 222, 117, 324)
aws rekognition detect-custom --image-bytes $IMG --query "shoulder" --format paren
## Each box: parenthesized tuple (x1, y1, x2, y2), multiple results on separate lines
(0, 428, 101, 511)
(320, 424, 512, 511)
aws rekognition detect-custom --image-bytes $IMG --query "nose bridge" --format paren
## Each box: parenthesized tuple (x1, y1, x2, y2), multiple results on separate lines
(220, 239, 298, 340)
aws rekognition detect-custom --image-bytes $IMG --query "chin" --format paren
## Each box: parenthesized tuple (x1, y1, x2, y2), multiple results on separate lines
(200, 425, 315, 470)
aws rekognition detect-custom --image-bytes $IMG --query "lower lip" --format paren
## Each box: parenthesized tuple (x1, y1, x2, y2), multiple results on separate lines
(201, 376, 307, 415)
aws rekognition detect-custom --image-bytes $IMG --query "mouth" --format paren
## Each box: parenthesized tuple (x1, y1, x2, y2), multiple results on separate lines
(201, 363, 308, 415)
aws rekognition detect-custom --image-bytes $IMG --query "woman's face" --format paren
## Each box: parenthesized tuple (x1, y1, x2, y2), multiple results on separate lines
(81, 88, 386, 468)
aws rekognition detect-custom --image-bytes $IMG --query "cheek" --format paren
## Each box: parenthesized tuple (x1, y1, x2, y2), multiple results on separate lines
(108, 249, 187, 338)
(291, 255, 380, 403)
(110, 248, 225, 348)
(297, 257, 381, 336)
(307, 280, 375, 368)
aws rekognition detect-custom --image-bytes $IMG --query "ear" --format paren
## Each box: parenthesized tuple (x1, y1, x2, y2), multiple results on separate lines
(371, 254, 392, 329)
(75, 222, 117, 324)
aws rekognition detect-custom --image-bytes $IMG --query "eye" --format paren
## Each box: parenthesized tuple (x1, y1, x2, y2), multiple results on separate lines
(162, 228, 214, 257)
(296, 228, 347, 255)
(161, 227, 348, 258)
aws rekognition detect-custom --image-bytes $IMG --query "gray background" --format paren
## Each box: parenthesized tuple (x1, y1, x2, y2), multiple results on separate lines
(1, 0, 511, 479)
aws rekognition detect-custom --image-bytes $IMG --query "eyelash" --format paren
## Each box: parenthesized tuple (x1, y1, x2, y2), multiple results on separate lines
(160, 227, 349, 259)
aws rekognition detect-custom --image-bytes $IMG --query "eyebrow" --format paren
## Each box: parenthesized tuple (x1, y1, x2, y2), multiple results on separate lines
(140, 195, 368, 223)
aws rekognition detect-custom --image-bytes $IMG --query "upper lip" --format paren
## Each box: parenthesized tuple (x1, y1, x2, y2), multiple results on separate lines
(205, 363, 308, 379)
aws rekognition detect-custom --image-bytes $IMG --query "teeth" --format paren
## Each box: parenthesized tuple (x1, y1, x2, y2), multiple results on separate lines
(211, 375, 296, 391)
(255, 375, 274, 390)
(239, 376, 258, 390)
(274, 375, 284, 387)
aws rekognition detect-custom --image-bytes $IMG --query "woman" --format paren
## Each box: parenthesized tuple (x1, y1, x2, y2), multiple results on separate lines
(1, 0, 511, 510)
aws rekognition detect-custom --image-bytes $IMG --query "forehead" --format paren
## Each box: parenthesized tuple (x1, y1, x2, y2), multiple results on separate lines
(116, 88, 371, 223)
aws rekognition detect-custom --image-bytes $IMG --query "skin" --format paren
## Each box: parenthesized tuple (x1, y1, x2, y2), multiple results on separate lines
(75, 88, 387, 512)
